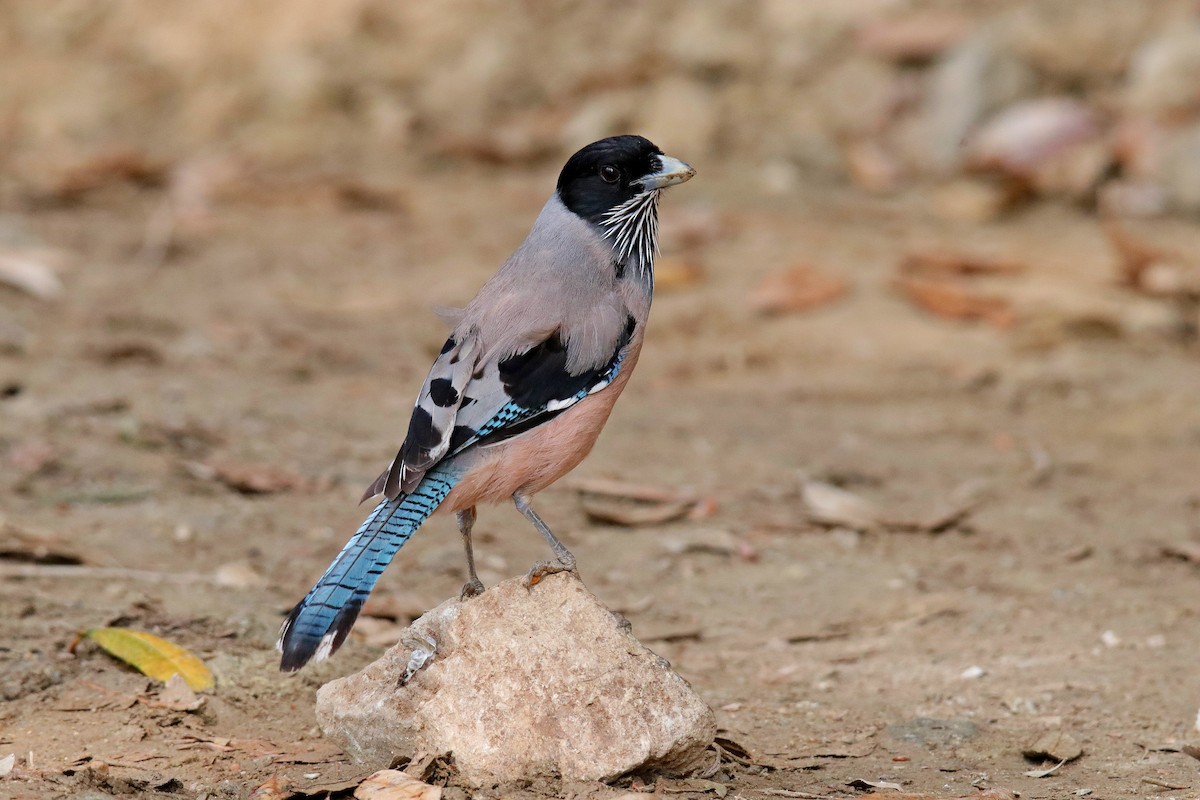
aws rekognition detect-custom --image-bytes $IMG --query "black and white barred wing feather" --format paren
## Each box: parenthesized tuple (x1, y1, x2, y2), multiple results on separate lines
(364, 332, 480, 500)
(363, 319, 635, 502)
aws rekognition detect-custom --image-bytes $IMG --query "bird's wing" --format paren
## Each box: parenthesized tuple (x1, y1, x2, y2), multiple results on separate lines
(363, 315, 635, 501)
(362, 333, 480, 500)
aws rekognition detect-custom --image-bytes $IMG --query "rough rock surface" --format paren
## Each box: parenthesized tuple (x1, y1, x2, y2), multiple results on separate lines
(315, 573, 716, 785)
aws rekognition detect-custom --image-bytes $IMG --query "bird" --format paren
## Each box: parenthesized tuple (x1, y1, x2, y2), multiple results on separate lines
(277, 135, 695, 671)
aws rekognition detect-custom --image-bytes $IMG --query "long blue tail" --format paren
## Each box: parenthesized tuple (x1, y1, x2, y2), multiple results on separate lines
(277, 469, 458, 671)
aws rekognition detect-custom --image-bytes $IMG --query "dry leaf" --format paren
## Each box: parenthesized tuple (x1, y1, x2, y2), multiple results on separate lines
(802, 481, 881, 531)
(354, 769, 442, 800)
(660, 529, 739, 557)
(249, 775, 294, 799)
(190, 460, 320, 495)
(91, 340, 166, 365)
(572, 477, 709, 528)
(1102, 218, 1200, 297)
(752, 265, 849, 315)
(85, 627, 214, 691)
(894, 276, 1015, 328)
(582, 498, 693, 526)
(154, 673, 205, 712)
(900, 249, 1026, 277)
(1160, 540, 1200, 564)
(1024, 758, 1067, 778)
(568, 477, 698, 504)
(0, 522, 86, 565)
(39, 150, 167, 204)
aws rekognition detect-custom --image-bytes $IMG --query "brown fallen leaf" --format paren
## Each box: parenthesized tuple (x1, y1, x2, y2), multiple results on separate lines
(571, 477, 711, 528)
(153, 673, 204, 712)
(802, 481, 881, 531)
(660, 529, 739, 557)
(36, 150, 168, 206)
(711, 736, 768, 768)
(894, 275, 1015, 328)
(186, 460, 326, 495)
(90, 340, 166, 366)
(335, 180, 407, 212)
(354, 769, 442, 800)
(900, 249, 1026, 277)
(0, 522, 85, 565)
(752, 264, 849, 315)
(1161, 540, 1200, 564)
(84, 627, 214, 691)
(1102, 217, 1200, 297)
(582, 498, 694, 527)
(249, 775, 294, 800)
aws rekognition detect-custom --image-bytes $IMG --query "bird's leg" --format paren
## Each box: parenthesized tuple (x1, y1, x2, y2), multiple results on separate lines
(513, 492, 578, 586)
(457, 506, 485, 599)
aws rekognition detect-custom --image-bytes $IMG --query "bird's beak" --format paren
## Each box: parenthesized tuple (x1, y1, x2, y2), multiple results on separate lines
(638, 155, 696, 190)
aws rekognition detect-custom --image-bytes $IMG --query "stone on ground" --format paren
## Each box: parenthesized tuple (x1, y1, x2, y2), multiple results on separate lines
(315, 573, 716, 785)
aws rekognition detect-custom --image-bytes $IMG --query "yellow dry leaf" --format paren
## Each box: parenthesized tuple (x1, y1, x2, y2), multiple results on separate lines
(354, 769, 442, 800)
(85, 627, 215, 691)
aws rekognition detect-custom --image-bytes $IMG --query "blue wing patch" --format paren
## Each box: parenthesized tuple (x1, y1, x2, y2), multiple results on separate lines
(364, 315, 635, 501)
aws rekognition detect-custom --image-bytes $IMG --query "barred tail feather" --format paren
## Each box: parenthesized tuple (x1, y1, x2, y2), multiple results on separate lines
(277, 469, 457, 671)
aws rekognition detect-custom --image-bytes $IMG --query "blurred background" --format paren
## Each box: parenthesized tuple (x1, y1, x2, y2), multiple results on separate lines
(4, 2, 1200, 798)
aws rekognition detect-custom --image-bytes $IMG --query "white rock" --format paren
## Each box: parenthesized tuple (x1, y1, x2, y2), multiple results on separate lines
(915, 29, 1036, 171)
(316, 573, 716, 786)
(1126, 26, 1200, 118)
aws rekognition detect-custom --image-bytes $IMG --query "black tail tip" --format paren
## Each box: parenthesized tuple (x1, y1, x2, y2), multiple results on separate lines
(276, 600, 363, 672)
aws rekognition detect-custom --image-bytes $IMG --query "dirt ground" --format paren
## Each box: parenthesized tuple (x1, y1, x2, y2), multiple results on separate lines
(3, 151, 1200, 800)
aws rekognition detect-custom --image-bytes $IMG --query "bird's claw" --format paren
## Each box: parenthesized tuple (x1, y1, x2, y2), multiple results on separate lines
(523, 558, 577, 588)
(459, 578, 486, 600)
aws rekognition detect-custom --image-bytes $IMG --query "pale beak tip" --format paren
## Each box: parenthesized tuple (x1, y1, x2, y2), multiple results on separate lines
(643, 154, 695, 190)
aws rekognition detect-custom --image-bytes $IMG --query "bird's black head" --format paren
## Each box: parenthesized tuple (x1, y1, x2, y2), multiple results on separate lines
(556, 135, 667, 225)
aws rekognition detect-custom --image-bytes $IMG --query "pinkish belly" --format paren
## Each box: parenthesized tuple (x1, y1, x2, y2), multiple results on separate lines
(441, 342, 641, 511)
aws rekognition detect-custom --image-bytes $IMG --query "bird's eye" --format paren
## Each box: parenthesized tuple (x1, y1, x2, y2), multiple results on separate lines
(599, 165, 620, 184)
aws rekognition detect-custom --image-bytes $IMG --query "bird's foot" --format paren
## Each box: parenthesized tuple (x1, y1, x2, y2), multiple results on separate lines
(523, 557, 577, 588)
(459, 578, 486, 600)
